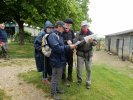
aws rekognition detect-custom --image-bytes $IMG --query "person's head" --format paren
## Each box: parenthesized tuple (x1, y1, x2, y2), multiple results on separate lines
(0, 23, 5, 29)
(44, 20, 54, 33)
(46, 26, 54, 33)
(81, 20, 89, 33)
(64, 18, 73, 32)
(55, 21, 66, 33)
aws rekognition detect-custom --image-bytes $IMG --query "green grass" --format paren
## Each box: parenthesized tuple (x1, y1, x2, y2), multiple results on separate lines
(18, 64, 133, 100)
(8, 42, 34, 58)
(0, 89, 5, 100)
(0, 89, 10, 100)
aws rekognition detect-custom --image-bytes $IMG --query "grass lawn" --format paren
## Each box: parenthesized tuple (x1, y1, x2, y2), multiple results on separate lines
(18, 64, 133, 100)
(0, 42, 35, 67)
(8, 42, 34, 58)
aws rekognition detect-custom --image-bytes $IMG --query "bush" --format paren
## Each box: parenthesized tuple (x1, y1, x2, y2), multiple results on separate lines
(13, 31, 35, 43)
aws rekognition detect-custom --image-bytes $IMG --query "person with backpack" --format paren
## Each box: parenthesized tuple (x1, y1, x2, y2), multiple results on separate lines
(47, 21, 76, 99)
(62, 18, 75, 82)
(74, 20, 97, 89)
(34, 20, 54, 84)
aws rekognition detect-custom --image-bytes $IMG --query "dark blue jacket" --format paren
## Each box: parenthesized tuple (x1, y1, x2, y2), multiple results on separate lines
(34, 20, 53, 72)
(0, 29, 7, 42)
(34, 31, 46, 72)
(48, 30, 70, 68)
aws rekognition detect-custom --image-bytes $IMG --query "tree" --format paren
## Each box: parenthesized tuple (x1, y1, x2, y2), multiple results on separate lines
(0, 0, 38, 44)
(0, 0, 89, 44)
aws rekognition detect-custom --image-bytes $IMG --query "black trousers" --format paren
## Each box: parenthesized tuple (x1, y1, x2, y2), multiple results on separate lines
(62, 50, 73, 80)
(1, 46, 8, 57)
(43, 57, 52, 79)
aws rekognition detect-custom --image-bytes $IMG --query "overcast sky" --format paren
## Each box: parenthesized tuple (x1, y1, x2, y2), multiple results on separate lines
(89, 0, 133, 37)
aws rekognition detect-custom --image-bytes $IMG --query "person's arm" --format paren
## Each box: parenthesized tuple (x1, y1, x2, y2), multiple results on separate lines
(73, 32, 86, 46)
(34, 35, 43, 51)
(90, 39, 97, 46)
(48, 33, 70, 54)
(88, 30, 97, 46)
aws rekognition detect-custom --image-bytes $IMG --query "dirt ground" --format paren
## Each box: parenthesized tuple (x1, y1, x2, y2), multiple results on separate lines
(0, 51, 132, 100)
(0, 58, 49, 100)
(93, 51, 133, 68)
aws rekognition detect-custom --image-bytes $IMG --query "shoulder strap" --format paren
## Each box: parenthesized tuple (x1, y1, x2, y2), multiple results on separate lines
(41, 36, 45, 46)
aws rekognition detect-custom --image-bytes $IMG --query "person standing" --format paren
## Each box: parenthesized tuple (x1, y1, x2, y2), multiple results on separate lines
(48, 21, 76, 99)
(34, 20, 54, 84)
(62, 18, 75, 82)
(0, 23, 8, 59)
(75, 20, 97, 89)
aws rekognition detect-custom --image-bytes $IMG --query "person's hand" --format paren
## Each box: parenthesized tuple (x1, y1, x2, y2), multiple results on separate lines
(69, 44, 76, 49)
(88, 38, 93, 43)
(0, 41, 2, 47)
(67, 40, 72, 45)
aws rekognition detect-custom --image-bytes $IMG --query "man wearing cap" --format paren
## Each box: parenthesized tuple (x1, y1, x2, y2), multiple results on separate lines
(62, 18, 75, 82)
(34, 20, 54, 84)
(74, 20, 97, 89)
(47, 21, 76, 98)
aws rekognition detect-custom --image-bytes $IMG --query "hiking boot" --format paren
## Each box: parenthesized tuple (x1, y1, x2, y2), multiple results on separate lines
(63, 81, 70, 87)
(86, 84, 91, 89)
(62, 77, 67, 83)
(77, 81, 82, 85)
(48, 76, 52, 82)
(50, 94, 61, 100)
(67, 77, 73, 82)
(42, 79, 50, 84)
(57, 89, 64, 94)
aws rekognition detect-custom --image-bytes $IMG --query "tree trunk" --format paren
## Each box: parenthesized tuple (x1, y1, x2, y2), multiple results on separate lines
(18, 20, 24, 45)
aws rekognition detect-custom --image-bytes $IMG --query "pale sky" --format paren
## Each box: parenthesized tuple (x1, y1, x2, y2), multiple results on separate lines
(89, 0, 133, 37)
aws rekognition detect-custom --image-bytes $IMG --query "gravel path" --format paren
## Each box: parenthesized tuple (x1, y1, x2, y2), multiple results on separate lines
(0, 58, 51, 100)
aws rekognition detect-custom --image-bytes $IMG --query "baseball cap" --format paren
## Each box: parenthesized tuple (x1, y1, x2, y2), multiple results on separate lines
(81, 20, 89, 27)
(55, 21, 66, 29)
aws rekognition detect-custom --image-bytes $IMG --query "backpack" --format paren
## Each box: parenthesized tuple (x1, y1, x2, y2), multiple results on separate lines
(41, 34, 51, 57)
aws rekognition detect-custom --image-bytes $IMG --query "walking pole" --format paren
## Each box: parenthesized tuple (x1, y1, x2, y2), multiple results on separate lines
(73, 49, 77, 68)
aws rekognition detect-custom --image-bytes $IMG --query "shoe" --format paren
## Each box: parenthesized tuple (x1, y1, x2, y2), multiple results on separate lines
(48, 76, 52, 82)
(63, 81, 70, 87)
(67, 77, 73, 82)
(65, 83, 70, 87)
(77, 81, 82, 85)
(86, 85, 91, 89)
(42, 79, 50, 84)
(62, 78, 67, 83)
(50, 94, 61, 100)
(57, 90, 64, 94)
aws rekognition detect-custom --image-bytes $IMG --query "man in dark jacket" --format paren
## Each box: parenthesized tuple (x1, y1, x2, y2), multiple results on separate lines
(75, 20, 97, 89)
(0, 23, 8, 59)
(48, 21, 76, 98)
(34, 20, 54, 84)
(62, 18, 75, 82)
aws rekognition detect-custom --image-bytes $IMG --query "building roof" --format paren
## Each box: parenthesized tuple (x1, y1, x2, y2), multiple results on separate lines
(105, 29, 133, 36)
